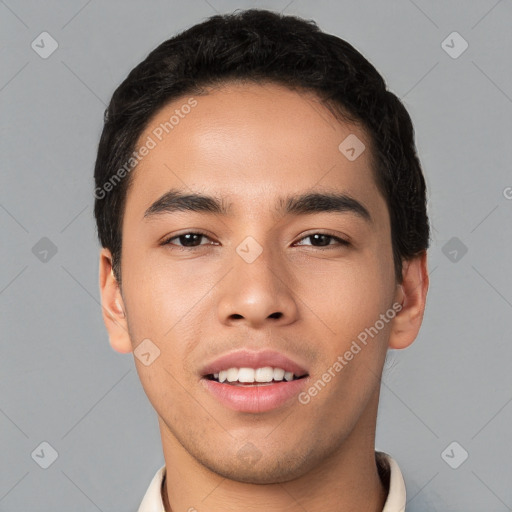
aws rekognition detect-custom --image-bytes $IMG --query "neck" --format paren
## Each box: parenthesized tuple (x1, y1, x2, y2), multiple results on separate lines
(162, 453, 387, 512)
(159, 391, 388, 512)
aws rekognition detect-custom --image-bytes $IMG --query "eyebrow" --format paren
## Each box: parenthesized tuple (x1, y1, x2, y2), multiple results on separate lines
(143, 188, 372, 223)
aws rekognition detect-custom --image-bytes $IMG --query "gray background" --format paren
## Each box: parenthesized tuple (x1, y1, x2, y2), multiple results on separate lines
(1, 0, 511, 510)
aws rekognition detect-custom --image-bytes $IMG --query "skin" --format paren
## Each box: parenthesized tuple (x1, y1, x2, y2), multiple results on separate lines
(99, 81, 428, 512)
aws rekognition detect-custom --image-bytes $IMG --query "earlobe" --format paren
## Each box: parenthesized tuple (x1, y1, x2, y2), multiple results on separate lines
(98, 248, 133, 354)
(388, 251, 429, 350)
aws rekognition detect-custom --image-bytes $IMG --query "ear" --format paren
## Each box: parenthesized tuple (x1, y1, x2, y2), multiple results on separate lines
(98, 248, 133, 354)
(389, 251, 429, 350)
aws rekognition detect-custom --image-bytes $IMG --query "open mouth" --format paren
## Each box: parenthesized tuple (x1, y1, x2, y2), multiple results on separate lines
(200, 363, 311, 412)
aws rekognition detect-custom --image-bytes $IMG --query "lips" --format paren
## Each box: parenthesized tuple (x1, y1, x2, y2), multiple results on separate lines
(200, 376, 310, 412)
(199, 349, 309, 378)
(199, 349, 311, 412)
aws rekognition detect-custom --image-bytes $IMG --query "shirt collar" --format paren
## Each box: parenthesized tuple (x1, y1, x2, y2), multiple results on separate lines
(138, 451, 406, 512)
(378, 451, 407, 512)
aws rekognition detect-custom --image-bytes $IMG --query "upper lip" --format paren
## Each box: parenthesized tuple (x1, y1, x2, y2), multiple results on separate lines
(200, 349, 309, 377)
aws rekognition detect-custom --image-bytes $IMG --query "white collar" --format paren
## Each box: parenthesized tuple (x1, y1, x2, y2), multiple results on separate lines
(138, 450, 406, 512)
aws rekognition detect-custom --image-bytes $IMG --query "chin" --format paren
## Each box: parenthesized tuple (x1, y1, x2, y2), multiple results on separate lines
(200, 450, 314, 485)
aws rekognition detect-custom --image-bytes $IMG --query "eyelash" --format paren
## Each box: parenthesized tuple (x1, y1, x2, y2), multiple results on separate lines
(161, 231, 350, 251)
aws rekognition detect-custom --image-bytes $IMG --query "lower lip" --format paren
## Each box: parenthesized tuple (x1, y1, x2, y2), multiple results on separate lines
(200, 377, 309, 413)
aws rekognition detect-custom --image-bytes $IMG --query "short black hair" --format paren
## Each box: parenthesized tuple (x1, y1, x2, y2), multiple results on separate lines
(94, 8, 430, 286)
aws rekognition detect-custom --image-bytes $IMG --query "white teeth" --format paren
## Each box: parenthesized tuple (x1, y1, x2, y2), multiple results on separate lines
(255, 367, 274, 382)
(273, 367, 285, 380)
(238, 367, 255, 382)
(211, 367, 300, 383)
(226, 368, 239, 382)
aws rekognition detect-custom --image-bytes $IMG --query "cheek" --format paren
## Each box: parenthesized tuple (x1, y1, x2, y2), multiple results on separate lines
(312, 248, 395, 352)
(121, 244, 190, 334)
(122, 247, 216, 370)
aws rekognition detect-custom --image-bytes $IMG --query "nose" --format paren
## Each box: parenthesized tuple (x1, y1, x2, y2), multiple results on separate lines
(216, 243, 299, 329)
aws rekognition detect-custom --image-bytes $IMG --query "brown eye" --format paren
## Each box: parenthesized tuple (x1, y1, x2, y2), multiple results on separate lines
(162, 232, 214, 249)
(295, 233, 350, 248)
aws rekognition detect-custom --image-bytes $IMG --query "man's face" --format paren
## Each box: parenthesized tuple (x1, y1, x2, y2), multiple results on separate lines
(113, 82, 402, 483)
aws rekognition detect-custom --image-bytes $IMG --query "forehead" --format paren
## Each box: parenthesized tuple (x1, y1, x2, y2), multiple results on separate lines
(123, 81, 385, 224)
